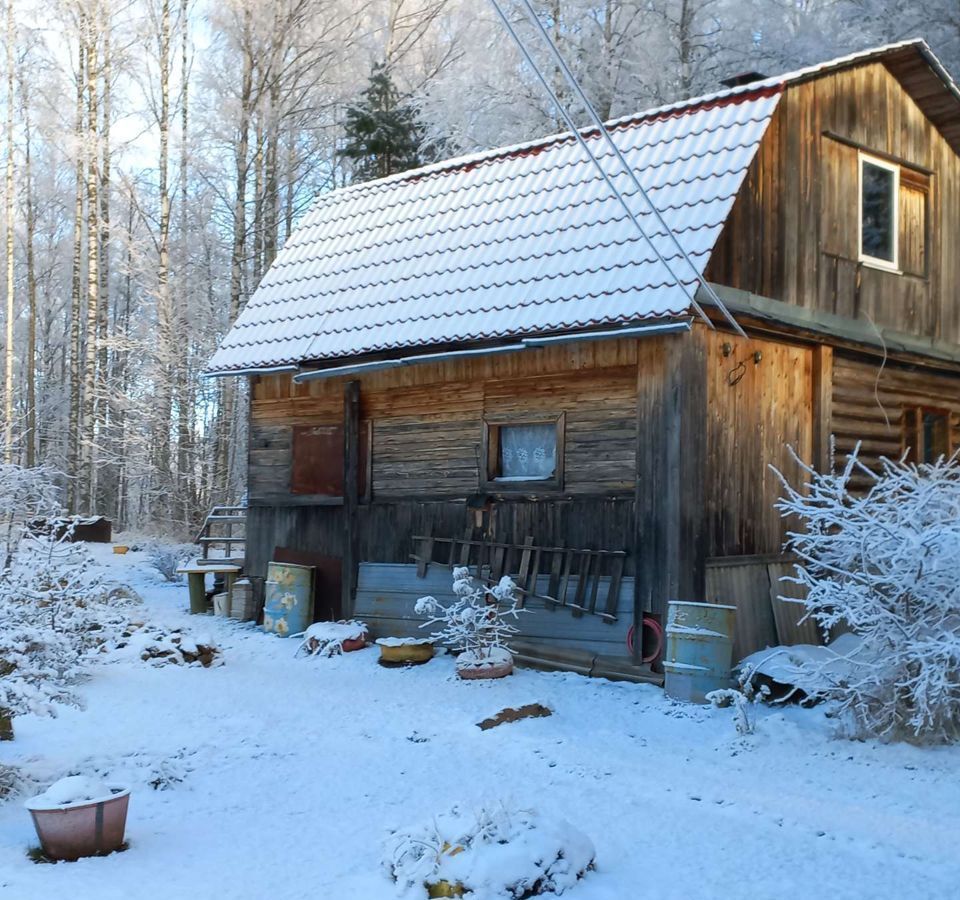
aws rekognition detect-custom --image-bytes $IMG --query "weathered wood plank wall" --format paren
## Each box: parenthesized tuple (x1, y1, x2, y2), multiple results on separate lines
(245, 339, 650, 599)
(249, 339, 641, 503)
(704, 329, 814, 557)
(707, 61, 960, 344)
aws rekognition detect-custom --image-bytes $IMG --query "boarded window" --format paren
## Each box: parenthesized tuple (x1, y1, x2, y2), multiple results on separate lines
(482, 415, 564, 491)
(290, 423, 371, 498)
(859, 155, 898, 268)
(899, 168, 929, 278)
(902, 407, 953, 464)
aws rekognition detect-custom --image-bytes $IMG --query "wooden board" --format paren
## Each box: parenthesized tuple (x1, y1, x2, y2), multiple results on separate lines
(354, 563, 633, 657)
(705, 558, 779, 664)
(767, 560, 822, 647)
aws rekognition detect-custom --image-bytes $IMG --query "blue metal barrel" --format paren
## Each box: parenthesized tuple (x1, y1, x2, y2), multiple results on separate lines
(263, 562, 315, 637)
(663, 601, 737, 703)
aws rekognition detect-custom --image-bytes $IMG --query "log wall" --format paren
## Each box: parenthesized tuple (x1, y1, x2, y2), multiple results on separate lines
(830, 351, 960, 484)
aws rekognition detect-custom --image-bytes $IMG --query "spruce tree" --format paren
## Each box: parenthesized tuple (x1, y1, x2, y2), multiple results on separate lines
(343, 63, 424, 182)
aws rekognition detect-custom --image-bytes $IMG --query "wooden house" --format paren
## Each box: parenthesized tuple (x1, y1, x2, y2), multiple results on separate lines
(208, 40, 960, 678)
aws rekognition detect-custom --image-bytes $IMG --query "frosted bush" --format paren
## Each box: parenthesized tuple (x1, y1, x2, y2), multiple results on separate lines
(384, 803, 595, 899)
(415, 568, 522, 670)
(0, 462, 62, 568)
(146, 543, 192, 582)
(708, 668, 769, 736)
(0, 466, 140, 720)
(774, 445, 960, 742)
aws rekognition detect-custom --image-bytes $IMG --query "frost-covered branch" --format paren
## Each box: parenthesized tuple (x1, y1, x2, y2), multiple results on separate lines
(415, 567, 523, 667)
(772, 446, 960, 742)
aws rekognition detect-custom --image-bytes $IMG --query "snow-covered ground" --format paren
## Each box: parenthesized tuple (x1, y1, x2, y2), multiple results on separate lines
(2, 544, 959, 899)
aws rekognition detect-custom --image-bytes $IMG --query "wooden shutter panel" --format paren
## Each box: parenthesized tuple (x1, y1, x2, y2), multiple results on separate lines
(290, 422, 371, 498)
(291, 424, 344, 496)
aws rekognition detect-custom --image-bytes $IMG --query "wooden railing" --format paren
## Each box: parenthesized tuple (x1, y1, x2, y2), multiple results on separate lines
(194, 505, 247, 564)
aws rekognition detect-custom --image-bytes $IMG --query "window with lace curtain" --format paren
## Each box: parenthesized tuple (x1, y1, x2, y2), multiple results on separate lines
(481, 414, 565, 491)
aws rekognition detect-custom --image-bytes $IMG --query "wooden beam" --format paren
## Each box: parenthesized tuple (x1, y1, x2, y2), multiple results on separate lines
(821, 130, 935, 175)
(811, 344, 834, 473)
(633, 332, 708, 662)
(342, 380, 361, 618)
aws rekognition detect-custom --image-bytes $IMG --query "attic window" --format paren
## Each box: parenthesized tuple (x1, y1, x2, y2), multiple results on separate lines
(902, 407, 953, 465)
(482, 414, 565, 491)
(859, 153, 899, 270)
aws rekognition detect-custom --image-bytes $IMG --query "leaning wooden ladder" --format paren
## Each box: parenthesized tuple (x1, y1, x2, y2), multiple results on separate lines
(195, 505, 247, 564)
(411, 532, 625, 623)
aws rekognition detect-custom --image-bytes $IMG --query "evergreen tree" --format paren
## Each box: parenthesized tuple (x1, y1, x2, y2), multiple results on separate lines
(343, 63, 424, 182)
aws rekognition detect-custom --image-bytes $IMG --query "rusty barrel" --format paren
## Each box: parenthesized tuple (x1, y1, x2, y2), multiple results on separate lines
(663, 601, 737, 704)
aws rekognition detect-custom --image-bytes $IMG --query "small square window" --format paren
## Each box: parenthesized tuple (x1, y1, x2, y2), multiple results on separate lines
(859, 154, 899, 270)
(482, 415, 564, 491)
(902, 407, 953, 465)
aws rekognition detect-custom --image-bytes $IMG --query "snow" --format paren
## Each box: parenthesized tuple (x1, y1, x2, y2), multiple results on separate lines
(303, 621, 368, 643)
(740, 634, 865, 694)
(457, 646, 513, 670)
(385, 804, 595, 897)
(2, 542, 960, 898)
(24, 776, 123, 811)
(376, 636, 435, 647)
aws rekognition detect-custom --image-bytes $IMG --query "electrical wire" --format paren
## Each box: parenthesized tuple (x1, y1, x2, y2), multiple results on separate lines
(487, 0, 748, 338)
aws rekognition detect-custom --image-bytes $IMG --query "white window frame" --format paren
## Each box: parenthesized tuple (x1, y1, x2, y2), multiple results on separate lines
(858, 152, 900, 272)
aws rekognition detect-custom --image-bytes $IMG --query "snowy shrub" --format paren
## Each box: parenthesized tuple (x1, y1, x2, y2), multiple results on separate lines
(0, 462, 62, 568)
(708, 668, 770, 736)
(415, 568, 522, 671)
(146, 543, 192, 582)
(384, 803, 595, 899)
(0, 530, 141, 718)
(774, 446, 960, 742)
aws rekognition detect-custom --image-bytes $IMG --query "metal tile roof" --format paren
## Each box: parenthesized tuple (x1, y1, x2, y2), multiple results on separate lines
(207, 40, 960, 375)
(209, 88, 780, 374)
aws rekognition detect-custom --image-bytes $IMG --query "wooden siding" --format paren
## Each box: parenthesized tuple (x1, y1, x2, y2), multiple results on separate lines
(704, 329, 814, 557)
(249, 339, 643, 504)
(705, 555, 822, 661)
(831, 351, 960, 481)
(707, 61, 960, 345)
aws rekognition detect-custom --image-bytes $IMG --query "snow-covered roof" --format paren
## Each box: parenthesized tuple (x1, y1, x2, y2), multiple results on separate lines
(207, 40, 960, 375)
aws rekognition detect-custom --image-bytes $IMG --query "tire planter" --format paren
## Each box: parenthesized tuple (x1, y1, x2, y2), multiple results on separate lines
(26, 786, 130, 861)
(457, 658, 514, 680)
(428, 880, 465, 898)
(377, 638, 435, 666)
(456, 647, 514, 680)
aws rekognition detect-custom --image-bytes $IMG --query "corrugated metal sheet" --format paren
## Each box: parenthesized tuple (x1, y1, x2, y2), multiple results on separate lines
(207, 39, 960, 375)
(208, 89, 781, 374)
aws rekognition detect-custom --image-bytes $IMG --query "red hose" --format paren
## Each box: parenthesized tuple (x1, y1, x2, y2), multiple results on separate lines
(626, 616, 663, 664)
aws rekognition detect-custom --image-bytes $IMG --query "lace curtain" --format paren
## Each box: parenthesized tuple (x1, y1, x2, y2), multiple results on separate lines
(498, 423, 556, 480)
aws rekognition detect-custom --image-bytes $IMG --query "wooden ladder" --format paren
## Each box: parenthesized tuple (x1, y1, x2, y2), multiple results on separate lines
(411, 532, 625, 624)
(195, 505, 247, 564)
